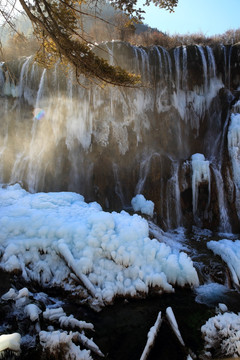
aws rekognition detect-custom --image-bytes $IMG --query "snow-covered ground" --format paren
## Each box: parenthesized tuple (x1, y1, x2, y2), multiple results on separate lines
(0, 184, 199, 307)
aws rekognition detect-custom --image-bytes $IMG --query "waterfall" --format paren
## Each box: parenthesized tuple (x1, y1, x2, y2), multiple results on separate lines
(191, 154, 211, 217)
(137, 47, 150, 82)
(166, 161, 182, 228)
(18, 56, 32, 99)
(35, 68, 46, 109)
(212, 167, 231, 233)
(113, 163, 126, 208)
(182, 46, 188, 90)
(197, 45, 208, 91)
(206, 46, 216, 78)
(1, 42, 240, 231)
(228, 46, 232, 89)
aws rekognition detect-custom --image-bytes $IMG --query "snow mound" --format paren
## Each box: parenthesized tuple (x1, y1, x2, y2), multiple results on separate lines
(0, 184, 199, 305)
(201, 311, 240, 358)
(207, 239, 240, 287)
(131, 194, 154, 217)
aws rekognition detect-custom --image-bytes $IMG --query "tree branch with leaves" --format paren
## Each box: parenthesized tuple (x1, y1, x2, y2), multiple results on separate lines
(1, 0, 178, 86)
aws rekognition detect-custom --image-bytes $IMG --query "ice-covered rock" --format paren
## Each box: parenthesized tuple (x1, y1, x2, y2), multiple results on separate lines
(201, 311, 240, 358)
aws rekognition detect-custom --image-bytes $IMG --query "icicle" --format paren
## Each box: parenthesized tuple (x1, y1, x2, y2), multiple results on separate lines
(72, 332, 105, 358)
(166, 307, 185, 347)
(140, 311, 162, 360)
(57, 241, 103, 304)
(59, 315, 94, 331)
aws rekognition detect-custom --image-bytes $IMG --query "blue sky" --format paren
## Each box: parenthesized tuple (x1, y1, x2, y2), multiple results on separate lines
(138, 0, 240, 36)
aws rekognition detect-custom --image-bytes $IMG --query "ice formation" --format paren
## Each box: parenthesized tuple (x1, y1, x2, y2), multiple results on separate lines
(191, 153, 211, 215)
(140, 311, 162, 360)
(166, 307, 185, 347)
(228, 113, 240, 188)
(207, 239, 240, 287)
(1, 287, 104, 359)
(0, 184, 199, 306)
(0, 333, 21, 354)
(39, 331, 93, 360)
(201, 311, 240, 358)
(131, 194, 154, 217)
(24, 303, 42, 321)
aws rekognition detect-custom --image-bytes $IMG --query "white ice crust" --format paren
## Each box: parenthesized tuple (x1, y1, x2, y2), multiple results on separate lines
(0, 184, 199, 305)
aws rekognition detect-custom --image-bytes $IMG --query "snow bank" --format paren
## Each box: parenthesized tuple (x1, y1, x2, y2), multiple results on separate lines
(0, 184, 199, 305)
(228, 113, 240, 188)
(201, 311, 240, 358)
(131, 194, 154, 217)
(191, 153, 211, 214)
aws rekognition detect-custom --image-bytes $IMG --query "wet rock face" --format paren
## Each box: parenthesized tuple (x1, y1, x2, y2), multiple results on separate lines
(230, 44, 240, 89)
(1, 43, 240, 231)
